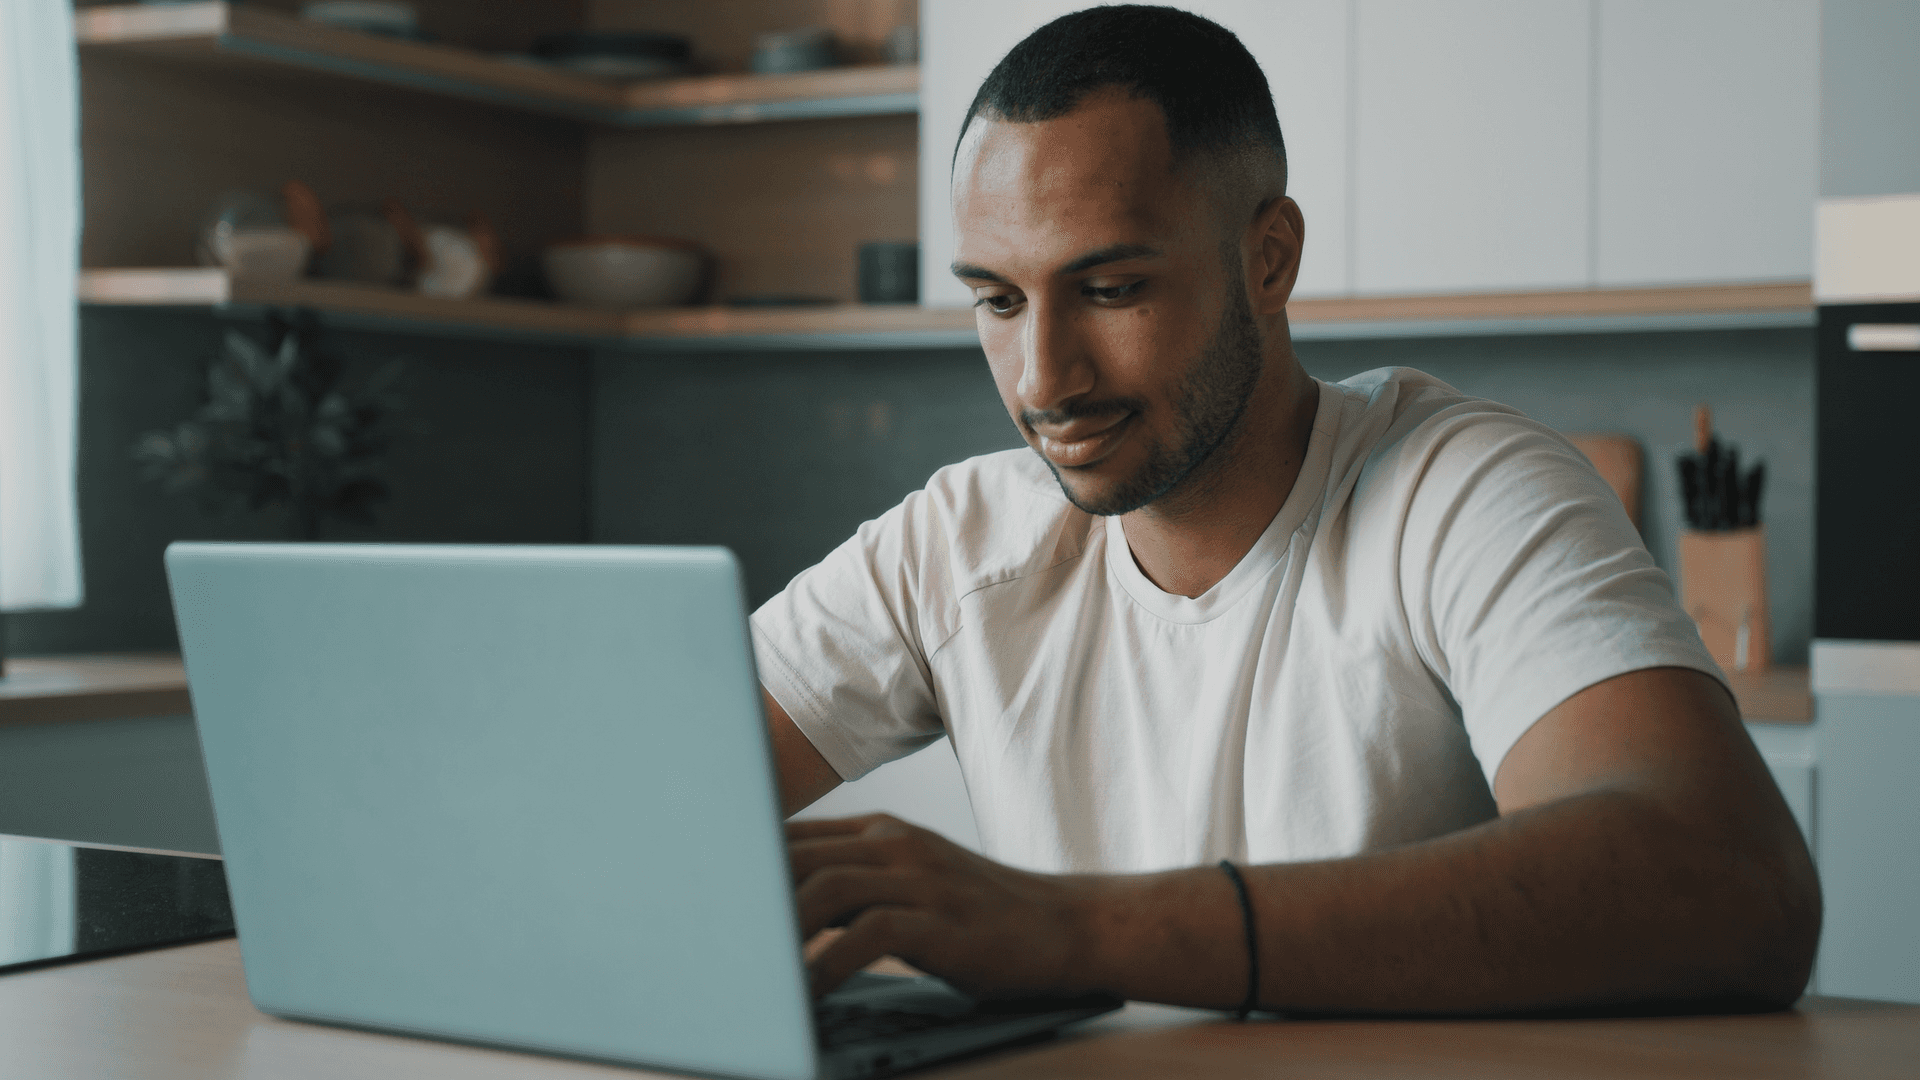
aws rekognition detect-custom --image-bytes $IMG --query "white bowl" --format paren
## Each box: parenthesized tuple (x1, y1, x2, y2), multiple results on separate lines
(418, 224, 490, 299)
(542, 239, 704, 309)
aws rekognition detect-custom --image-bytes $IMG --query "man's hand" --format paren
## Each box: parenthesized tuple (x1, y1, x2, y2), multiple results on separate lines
(788, 815, 1098, 998)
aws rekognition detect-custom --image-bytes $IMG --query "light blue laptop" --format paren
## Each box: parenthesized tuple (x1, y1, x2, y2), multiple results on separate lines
(165, 543, 1115, 1080)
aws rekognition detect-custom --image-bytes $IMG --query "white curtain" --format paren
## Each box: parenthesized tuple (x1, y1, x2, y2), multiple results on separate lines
(0, 0, 82, 611)
(0, 836, 77, 965)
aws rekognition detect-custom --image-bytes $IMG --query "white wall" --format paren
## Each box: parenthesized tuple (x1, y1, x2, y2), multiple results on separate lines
(788, 738, 982, 850)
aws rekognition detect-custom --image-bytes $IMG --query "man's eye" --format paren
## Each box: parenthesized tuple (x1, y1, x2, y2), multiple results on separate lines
(1085, 281, 1143, 303)
(974, 293, 1022, 314)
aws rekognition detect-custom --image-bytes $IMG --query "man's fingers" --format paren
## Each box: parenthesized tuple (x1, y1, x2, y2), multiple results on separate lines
(794, 865, 925, 938)
(808, 906, 935, 997)
(785, 813, 902, 842)
(785, 817, 869, 841)
(786, 834, 894, 882)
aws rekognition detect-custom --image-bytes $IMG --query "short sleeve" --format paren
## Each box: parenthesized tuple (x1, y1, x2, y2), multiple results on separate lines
(750, 491, 952, 782)
(1396, 410, 1724, 789)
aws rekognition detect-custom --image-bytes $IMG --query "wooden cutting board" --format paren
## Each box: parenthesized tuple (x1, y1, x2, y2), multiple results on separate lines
(1567, 433, 1644, 529)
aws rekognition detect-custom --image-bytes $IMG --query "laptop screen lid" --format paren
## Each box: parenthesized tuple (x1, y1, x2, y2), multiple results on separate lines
(166, 543, 817, 1080)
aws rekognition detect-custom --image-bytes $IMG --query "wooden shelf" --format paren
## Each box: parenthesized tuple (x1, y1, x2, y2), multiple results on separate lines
(75, 2, 919, 128)
(0, 654, 190, 727)
(80, 269, 1814, 350)
(79, 268, 980, 350)
(615, 67, 918, 127)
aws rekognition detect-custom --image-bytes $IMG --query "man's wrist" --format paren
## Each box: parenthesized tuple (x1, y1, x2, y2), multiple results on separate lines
(1036, 872, 1119, 996)
(1047, 867, 1249, 1006)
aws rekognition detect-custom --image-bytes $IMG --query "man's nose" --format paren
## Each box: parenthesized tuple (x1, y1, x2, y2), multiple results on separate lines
(1016, 298, 1096, 411)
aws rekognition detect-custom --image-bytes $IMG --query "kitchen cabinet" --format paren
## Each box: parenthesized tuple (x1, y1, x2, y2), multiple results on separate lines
(1351, 0, 1592, 295)
(1594, 0, 1819, 286)
(1746, 721, 1816, 852)
(0, 656, 212, 854)
(0, 714, 217, 856)
(1768, 761, 1816, 849)
(1815, 690, 1920, 1005)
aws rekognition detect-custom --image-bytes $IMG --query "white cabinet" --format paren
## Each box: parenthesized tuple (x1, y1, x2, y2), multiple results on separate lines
(0, 714, 219, 855)
(1816, 692, 1920, 1005)
(1594, 0, 1819, 286)
(921, 0, 1821, 308)
(1747, 721, 1817, 852)
(919, 0, 1352, 306)
(1351, 0, 1592, 295)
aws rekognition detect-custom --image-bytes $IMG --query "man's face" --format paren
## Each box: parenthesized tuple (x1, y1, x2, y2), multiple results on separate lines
(951, 91, 1265, 517)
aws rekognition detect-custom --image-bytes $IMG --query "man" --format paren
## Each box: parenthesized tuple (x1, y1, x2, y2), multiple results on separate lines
(753, 6, 1819, 1015)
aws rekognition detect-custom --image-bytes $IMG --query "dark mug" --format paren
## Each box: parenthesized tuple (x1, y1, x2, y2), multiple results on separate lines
(857, 241, 919, 304)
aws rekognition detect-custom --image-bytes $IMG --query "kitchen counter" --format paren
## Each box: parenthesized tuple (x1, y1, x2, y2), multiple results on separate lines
(0, 654, 191, 726)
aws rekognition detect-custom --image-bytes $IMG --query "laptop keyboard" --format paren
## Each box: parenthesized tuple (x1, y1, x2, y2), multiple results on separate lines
(815, 1001, 988, 1049)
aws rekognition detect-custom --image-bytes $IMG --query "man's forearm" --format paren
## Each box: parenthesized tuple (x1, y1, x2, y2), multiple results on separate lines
(1069, 789, 1818, 1014)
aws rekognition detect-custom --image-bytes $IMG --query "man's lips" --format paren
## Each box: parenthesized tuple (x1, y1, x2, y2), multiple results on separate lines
(1033, 411, 1134, 468)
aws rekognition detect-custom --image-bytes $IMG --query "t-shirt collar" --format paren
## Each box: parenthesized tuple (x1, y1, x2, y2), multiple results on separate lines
(1103, 379, 1339, 624)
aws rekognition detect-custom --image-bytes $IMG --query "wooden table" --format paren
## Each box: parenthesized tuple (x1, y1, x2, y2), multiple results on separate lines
(3, 938, 1915, 1079)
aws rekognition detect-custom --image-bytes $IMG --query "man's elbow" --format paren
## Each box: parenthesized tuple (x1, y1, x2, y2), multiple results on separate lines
(1718, 831, 1824, 1012)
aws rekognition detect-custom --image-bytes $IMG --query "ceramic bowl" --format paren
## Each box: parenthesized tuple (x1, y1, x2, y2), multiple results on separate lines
(542, 238, 704, 309)
(418, 224, 491, 299)
(206, 225, 312, 282)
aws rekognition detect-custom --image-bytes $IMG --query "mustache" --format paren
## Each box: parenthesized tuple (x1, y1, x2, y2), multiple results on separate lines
(1020, 397, 1148, 430)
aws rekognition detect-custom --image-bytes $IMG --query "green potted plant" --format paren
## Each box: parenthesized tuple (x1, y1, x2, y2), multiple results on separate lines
(135, 314, 404, 541)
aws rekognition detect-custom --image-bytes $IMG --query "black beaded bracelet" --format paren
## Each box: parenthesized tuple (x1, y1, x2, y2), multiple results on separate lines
(1217, 859, 1260, 1020)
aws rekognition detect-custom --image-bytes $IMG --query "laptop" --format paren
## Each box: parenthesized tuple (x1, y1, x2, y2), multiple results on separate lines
(165, 543, 1118, 1080)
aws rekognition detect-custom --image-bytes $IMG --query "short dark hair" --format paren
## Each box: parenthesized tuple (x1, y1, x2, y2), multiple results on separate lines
(956, 5, 1286, 189)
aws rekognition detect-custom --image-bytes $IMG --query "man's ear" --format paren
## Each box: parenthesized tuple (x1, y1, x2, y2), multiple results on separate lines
(1247, 195, 1304, 317)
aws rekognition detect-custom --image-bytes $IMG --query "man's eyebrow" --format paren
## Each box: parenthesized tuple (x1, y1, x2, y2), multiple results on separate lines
(949, 261, 1007, 283)
(950, 244, 1164, 284)
(1058, 243, 1162, 275)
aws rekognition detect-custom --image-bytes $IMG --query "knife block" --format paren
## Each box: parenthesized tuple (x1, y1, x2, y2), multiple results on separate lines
(1678, 527, 1771, 674)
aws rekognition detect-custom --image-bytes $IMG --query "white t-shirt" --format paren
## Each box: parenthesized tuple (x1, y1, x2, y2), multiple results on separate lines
(751, 367, 1720, 874)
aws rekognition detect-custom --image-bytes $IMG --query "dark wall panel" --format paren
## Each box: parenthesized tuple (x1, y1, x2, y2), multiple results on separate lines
(591, 348, 1019, 607)
(594, 327, 1815, 661)
(6, 308, 592, 655)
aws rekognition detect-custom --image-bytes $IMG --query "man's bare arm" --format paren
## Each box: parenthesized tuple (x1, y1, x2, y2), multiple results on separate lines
(790, 667, 1821, 1012)
(767, 688, 842, 817)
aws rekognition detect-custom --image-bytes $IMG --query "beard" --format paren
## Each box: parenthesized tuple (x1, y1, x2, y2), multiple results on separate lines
(1029, 280, 1265, 517)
